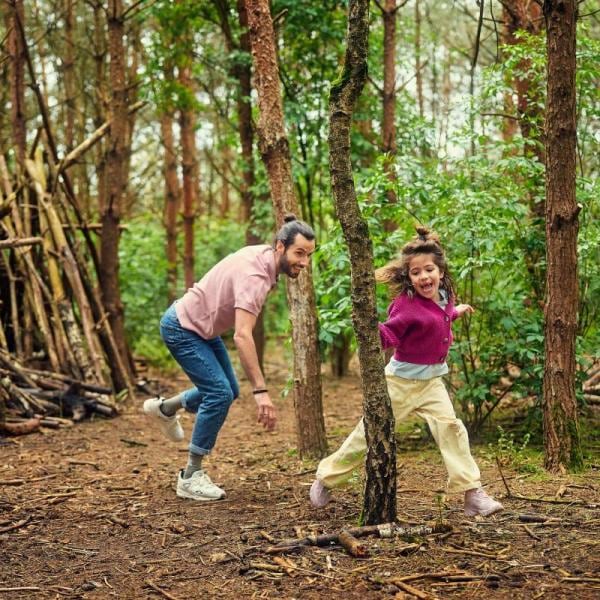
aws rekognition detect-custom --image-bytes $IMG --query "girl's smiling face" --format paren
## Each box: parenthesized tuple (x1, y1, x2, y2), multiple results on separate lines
(407, 253, 443, 301)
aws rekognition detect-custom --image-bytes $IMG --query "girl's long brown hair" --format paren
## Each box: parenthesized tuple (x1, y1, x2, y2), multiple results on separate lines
(375, 226, 455, 299)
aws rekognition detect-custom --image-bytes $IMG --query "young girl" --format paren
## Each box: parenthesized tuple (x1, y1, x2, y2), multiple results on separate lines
(310, 227, 503, 517)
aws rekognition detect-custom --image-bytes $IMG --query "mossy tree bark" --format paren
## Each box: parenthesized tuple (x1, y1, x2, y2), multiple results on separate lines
(329, 0, 397, 525)
(542, 0, 582, 473)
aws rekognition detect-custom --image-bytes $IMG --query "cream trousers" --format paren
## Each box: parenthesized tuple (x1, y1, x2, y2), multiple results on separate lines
(316, 374, 481, 493)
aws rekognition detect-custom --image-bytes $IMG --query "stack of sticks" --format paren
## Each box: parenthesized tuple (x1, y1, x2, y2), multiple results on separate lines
(0, 348, 118, 435)
(1, 143, 135, 435)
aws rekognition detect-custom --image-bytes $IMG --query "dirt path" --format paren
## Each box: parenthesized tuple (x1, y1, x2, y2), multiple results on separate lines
(1, 369, 599, 599)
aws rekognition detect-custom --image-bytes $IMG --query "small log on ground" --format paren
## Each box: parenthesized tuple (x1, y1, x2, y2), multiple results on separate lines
(0, 418, 41, 436)
(338, 530, 369, 557)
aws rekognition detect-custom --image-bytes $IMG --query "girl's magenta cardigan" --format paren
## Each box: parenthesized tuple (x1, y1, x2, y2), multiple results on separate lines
(379, 292, 459, 365)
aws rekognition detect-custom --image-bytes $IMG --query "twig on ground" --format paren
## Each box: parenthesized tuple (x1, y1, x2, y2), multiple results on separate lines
(0, 516, 32, 533)
(523, 525, 541, 541)
(144, 579, 181, 600)
(393, 579, 436, 599)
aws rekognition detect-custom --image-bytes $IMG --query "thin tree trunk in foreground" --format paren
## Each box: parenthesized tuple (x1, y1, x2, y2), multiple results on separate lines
(246, 0, 326, 459)
(329, 0, 396, 525)
(542, 0, 582, 473)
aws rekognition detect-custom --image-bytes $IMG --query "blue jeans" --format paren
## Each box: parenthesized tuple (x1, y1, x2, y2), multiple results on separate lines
(159, 303, 240, 455)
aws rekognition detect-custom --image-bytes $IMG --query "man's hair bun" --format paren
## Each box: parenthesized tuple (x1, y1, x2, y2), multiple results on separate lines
(283, 213, 297, 223)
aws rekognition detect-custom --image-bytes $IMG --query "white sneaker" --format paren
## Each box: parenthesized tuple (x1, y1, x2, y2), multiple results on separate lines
(176, 470, 226, 501)
(143, 397, 184, 442)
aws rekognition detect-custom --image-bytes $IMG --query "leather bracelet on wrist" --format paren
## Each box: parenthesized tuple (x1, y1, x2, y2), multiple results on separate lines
(252, 388, 268, 394)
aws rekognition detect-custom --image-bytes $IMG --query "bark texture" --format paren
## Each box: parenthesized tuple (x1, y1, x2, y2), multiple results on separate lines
(235, 0, 265, 365)
(329, 0, 397, 525)
(161, 106, 180, 305)
(246, 0, 326, 458)
(100, 0, 133, 377)
(5, 0, 26, 167)
(542, 0, 582, 473)
(179, 62, 199, 291)
(380, 0, 398, 228)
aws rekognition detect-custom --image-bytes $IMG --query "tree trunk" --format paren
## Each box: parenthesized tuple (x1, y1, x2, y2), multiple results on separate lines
(63, 0, 76, 150)
(502, 0, 545, 158)
(220, 146, 231, 218)
(179, 62, 199, 290)
(92, 0, 108, 222)
(542, 0, 582, 473)
(414, 0, 424, 119)
(4, 0, 30, 357)
(502, 0, 546, 301)
(380, 0, 398, 230)
(5, 0, 26, 168)
(246, 0, 327, 459)
(236, 0, 265, 367)
(161, 106, 180, 306)
(330, 332, 352, 378)
(100, 0, 134, 378)
(329, 0, 396, 525)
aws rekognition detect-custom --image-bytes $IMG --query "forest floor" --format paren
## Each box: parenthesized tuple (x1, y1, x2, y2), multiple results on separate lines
(1, 353, 599, 600)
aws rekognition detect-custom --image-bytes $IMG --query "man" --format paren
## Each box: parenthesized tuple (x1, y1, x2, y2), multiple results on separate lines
(143, 214, 316, 501)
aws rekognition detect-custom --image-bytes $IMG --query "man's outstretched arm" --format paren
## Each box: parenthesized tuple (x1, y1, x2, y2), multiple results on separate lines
(233, 308, 276, 431)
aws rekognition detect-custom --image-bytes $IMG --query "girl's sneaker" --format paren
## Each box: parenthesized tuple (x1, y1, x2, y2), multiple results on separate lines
(309, 479, 331, 508)
(176, 470, 226, 501)
(143, 397, 184, 442)
(464, 487, 504, 516)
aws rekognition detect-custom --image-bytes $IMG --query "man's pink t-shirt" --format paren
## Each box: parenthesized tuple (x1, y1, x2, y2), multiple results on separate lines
(175, 245, 277, 339)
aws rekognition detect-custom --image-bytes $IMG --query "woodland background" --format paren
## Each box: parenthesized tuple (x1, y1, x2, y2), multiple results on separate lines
(0, 0, 599, 458)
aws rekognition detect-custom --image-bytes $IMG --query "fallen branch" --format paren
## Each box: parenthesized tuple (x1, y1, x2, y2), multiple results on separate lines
(0, 515, 31, 533)
(522, 525, 541, 541)
(266, 521, 451, 555)
(518, 513, 561, 524)
(0, 417, 40, 436)
(394, 580, 435, 599)
(496, 457, 596, 508)
(338, 530, 369, 558)
(66, 458, 100, 470)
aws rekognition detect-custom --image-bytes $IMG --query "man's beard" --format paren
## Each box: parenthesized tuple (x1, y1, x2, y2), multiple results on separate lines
(279, 253, 300, 278)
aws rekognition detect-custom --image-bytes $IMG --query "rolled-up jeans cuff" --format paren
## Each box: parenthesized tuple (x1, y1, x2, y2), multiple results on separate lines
(181, 390, 196, 413)
(189, 443, 210, 456)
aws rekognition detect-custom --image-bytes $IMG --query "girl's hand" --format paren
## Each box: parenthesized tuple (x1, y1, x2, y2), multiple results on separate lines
(455, 303, 474, 317)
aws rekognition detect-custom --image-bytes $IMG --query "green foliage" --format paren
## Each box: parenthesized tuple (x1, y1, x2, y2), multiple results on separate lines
(120, 216, 248, 363)
(486, 426, 542, 475)
(118, 218, 170, 362)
